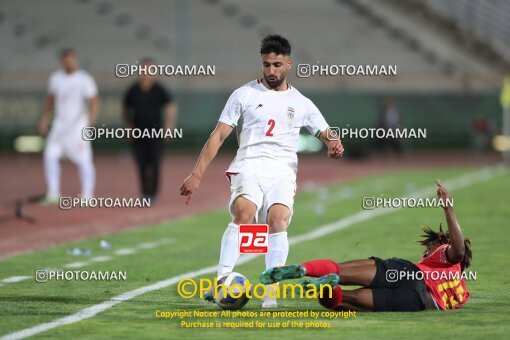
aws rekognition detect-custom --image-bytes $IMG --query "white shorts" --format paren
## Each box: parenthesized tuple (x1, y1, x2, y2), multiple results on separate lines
(226, 171, 296, 225)
(45, 125, 93, 165)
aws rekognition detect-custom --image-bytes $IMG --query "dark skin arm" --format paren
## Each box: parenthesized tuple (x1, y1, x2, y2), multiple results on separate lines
(436, 179, 465, 263)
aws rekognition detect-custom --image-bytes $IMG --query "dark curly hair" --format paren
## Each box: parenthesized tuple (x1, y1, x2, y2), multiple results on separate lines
(418, 224, 472, 271)
(260, 35, 291, 56)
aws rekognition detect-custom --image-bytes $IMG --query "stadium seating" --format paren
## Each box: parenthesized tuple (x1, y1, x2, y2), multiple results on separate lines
(0, 0, 502, 91)
(0, 0, 506, 152)
(416, 0, 510, 64)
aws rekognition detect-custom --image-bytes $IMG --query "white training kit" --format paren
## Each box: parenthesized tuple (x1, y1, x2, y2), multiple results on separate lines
(44, 69, 98, 199)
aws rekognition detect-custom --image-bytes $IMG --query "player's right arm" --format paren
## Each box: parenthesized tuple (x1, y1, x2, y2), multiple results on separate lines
(436, 179, 465, 263)
(180, 122, 233, 204)
(38, 94, 54, 136)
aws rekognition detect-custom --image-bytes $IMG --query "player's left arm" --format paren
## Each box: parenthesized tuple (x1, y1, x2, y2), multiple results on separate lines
(436, 179, 465, 263)
(304, 100, 344, 159)
(165, 102, 178, 131)
(318, 129, 344, 159)
(88, 96, 99, 126)
(161, 87, 177, 138)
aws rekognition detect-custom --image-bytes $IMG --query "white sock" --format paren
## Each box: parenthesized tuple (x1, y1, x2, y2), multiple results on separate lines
(265, 231, 289, 269)
(78, 159, 95, 199)
(263, 283, 279, 302)
(217, 222, 240, 276)
(44, 150, 61, 199)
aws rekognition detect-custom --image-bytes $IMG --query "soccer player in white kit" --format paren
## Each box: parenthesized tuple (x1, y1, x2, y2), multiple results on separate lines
(39, 49, 99, 202)
(180, 35, 343, 308)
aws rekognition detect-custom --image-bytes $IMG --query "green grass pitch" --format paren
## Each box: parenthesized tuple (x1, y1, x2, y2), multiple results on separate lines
(1, 167, 509, 339)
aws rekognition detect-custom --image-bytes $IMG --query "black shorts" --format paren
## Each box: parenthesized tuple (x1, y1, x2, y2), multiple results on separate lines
(368, 257, 431, 312)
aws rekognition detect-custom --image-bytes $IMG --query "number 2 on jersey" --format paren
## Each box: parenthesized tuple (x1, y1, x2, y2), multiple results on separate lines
(266, 119, 275, 136)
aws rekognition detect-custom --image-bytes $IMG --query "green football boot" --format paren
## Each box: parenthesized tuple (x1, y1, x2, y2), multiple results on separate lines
(260, 265, 306, 284)
(298, 273, 340, 293)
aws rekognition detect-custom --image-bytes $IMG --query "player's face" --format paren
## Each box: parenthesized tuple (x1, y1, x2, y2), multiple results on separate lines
(261, 53, 292, 89)
(423, 240, 441, 258)
(61, 53, 78, 73)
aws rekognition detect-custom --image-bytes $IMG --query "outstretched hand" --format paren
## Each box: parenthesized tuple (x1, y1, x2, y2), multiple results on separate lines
(435, 179, 452, 209)
(179, 173, 201, 204)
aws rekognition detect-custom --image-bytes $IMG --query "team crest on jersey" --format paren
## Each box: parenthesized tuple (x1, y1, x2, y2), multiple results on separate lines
(287, 107, 295, 119)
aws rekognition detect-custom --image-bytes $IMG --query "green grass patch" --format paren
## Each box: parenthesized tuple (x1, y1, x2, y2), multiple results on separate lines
(1, 167, 509, 339)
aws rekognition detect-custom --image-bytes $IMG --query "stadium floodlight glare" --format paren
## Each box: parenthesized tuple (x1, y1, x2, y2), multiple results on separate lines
(492, 135, 510, 152)
(13, 136, 45, 153)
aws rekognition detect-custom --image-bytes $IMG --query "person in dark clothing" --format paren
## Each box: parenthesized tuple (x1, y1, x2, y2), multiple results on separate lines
(123, 58, 177, 202)
(375, 97, 403, 155)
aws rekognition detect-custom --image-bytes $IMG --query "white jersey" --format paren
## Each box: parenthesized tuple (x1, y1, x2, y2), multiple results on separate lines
(219, 79, 329, 177)
(48, 69, 97, 132)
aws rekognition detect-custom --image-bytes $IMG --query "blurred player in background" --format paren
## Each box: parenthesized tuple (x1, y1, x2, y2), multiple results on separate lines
(180, 35, 344, 308)
(262, 180, 471, 312)
(39, 48, 99, 203)
(123, 58, 177, 202)
(374, 97, 403, 156)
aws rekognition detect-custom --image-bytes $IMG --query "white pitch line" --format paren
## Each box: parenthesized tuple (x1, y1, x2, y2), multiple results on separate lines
(89, 256, 112, 263)
(137, 239, 174, 249)
(113, 248, 137, 256)
(64, 239, 170, 267)
(1, 165, 506, 340)
(0, 240, 172, 286)
(0, 276, 31, 284)
(1, 239, 173, 287)
(63, 262, 89, 269)
(136, 242, 160, 249)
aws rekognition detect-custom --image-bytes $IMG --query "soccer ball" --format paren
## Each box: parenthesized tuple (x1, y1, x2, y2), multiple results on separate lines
(214, 272, 250, 310)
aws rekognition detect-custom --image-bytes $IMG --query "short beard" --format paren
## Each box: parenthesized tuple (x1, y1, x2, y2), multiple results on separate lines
(264, 74, 285, 89)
